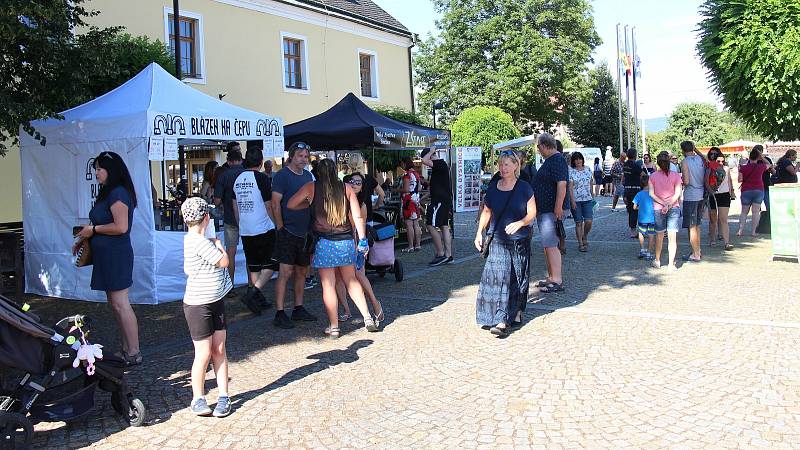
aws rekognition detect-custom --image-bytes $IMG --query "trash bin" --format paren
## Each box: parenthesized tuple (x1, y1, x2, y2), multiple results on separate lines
(770, 183, 800, 261)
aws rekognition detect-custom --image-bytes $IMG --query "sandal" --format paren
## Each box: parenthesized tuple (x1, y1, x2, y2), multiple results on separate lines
(401, 247, 415, 253)
(413, 247, 422, 252)
(489, 325, 508, 336)
(324, 326, 340, 338)
(338, 313, 352, 321)
(534, 279, 552, 288)
(578, 244, 587, 252)
(364, 318, 379, 332)
(724, 243, 734, 251)
(539, 282, 564, 293)
(373, 305, 384, 323)
(117, 351, 143, 367)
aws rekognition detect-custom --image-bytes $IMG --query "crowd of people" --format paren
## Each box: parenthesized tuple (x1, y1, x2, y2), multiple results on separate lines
(472, 136, 799, 335)
(70, 135, 798, 417)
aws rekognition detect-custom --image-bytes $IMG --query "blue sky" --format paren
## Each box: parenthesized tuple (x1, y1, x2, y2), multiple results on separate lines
(373, 0, 721, 120)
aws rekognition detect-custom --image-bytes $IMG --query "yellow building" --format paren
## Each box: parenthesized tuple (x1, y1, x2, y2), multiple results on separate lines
(0, 0, 416, 224)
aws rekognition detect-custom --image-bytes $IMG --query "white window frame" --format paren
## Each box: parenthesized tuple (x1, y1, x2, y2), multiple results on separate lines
(357, 49, 379, 101)
(163, 7, 206, 85)
(280, 31, 311, 95)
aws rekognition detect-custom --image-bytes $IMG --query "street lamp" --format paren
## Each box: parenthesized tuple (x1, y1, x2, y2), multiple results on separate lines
(432, 101, 444, 129)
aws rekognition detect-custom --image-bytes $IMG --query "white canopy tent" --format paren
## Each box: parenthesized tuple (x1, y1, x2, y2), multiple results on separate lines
(19, 63, 284, 304)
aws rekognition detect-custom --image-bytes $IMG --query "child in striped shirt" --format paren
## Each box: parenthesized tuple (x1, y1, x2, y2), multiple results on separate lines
(180, 197, 233, 417)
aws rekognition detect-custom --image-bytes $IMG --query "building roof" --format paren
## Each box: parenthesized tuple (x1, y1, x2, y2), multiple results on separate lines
(292, 0, 411, 36)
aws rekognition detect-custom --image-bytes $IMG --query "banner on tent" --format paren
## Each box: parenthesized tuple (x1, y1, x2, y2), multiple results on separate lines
(151, 113, 283, 142)
(373, 127, 450, 149)
(78, 156, 101, 219)
(455, 147, 482, 213)
(148, 137, 164, 161)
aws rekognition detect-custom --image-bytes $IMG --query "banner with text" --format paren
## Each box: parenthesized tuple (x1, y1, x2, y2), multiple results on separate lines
(149, 113, 284, 143)
(373, 127, 450, 150)
(455, 147, 482, 212)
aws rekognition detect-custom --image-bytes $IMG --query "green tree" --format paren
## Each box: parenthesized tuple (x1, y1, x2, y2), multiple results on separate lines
(364, 106, 422, 172)
(1, 2, 174, 155)
(415, 0, 600, 132)
(570, 62, 635, 153)
(697, 0, 800, 140)
(663, 102, 734, 147)
(451, 106, 520, 167)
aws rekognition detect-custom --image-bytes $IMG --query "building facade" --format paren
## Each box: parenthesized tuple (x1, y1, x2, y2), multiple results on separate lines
(0, 0, 415, 224)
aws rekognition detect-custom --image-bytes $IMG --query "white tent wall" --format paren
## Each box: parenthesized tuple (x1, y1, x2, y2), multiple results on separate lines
(21, 137, 159, 303)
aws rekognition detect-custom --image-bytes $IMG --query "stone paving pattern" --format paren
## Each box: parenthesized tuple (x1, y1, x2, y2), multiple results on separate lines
(12, 197, 800, 449)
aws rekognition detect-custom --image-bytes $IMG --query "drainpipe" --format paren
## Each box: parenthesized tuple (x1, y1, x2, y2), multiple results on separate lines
(407, 34, 417, 114)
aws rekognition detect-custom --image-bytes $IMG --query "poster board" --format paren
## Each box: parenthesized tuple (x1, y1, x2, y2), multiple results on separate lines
(455, 146, 482, 212)
(770, 183, 800, 260)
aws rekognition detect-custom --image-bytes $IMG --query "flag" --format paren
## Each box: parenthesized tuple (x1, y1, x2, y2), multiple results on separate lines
(634, 55, 641, 78)
(619, 51, 632, 74)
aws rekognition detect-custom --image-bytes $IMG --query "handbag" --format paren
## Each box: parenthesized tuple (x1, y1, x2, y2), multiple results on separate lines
(302, 231, 318, 254)
(480, 181, 518, 259)
(72, 226, 93, 267)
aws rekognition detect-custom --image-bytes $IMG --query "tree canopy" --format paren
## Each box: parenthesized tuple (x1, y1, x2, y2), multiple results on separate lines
(570, 62, 632, 154)
(415, 0, 600, 132)
(697, 0, 800, 140)
(1, 1, 174, 155)
(450, 106, 520, 167)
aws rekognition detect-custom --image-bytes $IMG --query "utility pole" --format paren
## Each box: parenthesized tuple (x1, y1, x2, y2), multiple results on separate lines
(615, 24, 624, 156)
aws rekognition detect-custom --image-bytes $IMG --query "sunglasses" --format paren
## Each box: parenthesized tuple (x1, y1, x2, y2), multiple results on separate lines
(292, 142, 311, 150)
(348, 180, 362, 186)
(500, 150, 516, 157)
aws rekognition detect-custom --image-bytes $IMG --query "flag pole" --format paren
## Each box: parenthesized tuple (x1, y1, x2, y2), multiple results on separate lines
(616, 23, 624, 156)
(624, 25, 632, 151)
(632, 27, 640, 156)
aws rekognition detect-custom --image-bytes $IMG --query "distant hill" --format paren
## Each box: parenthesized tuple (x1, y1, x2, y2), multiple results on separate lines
(645, 117, 668, 133)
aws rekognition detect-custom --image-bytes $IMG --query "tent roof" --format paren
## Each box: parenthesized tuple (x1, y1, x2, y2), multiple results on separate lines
(284, 93, 449, 150)
(21, 63, 280, 146)
(493, 135, 537, 151)
(720, 139, 762, 148)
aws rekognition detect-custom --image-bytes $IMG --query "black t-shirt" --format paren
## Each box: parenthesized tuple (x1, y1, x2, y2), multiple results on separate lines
(213, 164, 245, 225)
(429, 159, 452, 205)
(623, 159, 643, 190)
(775, 158, 798, 184)
(532, 155, 569, 214)
(761, 156, 773, 188)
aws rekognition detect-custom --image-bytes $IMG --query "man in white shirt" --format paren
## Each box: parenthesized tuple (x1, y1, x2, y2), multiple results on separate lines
(233, 147, 277, 315)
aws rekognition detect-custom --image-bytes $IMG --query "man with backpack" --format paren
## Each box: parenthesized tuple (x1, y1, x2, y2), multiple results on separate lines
(680, 141, 711, 263)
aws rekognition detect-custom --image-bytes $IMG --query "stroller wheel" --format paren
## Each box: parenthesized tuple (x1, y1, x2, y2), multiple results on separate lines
(111, 392, 147, 427)
(128, 398, 146, 427)
(393, 260, 404, 282)
(0, 412, 32, 450)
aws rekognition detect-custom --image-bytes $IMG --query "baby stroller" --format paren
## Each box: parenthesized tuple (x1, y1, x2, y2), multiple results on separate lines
(0, 294, 146, 450)
(366, 207, 403, 282)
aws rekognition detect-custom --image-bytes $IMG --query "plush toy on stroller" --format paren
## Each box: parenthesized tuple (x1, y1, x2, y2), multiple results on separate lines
(0, 294, 146, 449)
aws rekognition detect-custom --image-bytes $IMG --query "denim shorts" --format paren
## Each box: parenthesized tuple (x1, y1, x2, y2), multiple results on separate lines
(536, 213, 559, 248)
(654, 207, 681, 233)
(571, 200, 594, 223)
(682, 200, 706, 228)
(740, 189, 765, 206)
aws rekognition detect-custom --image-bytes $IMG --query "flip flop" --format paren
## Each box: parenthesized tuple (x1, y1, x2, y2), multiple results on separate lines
(539, 282, 564, 293)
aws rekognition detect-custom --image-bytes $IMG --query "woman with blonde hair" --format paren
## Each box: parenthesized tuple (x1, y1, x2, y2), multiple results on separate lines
(474, 151, 536, 337)
(288, 159, 378, 337)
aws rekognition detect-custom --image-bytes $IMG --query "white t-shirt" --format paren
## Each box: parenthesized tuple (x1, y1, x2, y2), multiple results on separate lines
(233, 170, 274, 236)
(183, 232, 232, 305)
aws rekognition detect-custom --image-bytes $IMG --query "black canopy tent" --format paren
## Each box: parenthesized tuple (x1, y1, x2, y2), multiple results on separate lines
(284, 93, 451, 166)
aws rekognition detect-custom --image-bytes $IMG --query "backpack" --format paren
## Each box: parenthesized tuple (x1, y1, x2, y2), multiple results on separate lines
(707, 160, 726, 192)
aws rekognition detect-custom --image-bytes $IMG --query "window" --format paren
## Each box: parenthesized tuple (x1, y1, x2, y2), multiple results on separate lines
(168, 15, 198, 78)
(163, 8, 205, 84)
(357, 50, 379, 100)
(281, 33, 309, 92)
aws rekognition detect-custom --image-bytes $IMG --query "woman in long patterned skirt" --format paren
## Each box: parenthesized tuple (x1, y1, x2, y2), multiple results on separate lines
(474, 151, 537, 336)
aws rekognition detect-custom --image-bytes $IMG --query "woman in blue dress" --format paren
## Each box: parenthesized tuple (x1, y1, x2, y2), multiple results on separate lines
(73, 151, 141, 365)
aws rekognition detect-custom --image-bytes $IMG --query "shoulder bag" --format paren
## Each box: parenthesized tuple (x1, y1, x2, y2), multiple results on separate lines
(72, 226, 93, 267)
(481, 181, 518, 258)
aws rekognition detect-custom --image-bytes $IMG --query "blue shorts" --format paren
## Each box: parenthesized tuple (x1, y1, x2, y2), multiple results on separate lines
(571, 200, 594, 223)
(536, 213, 559, 248)
(740, 189, 765, 206)
(654, 207, 681, 233)
(638, 223, 656, 235)
(682, 200, 706, 228)
(312, 238, 356, 268)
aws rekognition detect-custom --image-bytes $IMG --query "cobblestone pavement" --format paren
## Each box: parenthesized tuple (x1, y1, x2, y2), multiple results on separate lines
(13, 196, 800, 449)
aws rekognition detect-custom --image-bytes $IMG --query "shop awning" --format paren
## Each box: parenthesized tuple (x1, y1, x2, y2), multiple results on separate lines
(284, 93, 450, 150)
